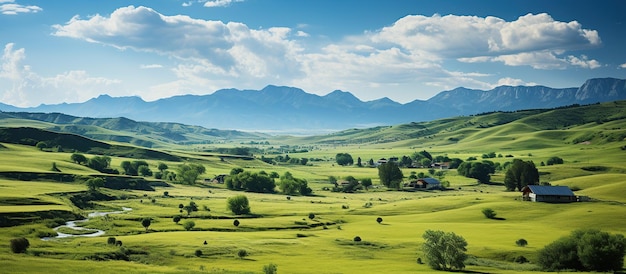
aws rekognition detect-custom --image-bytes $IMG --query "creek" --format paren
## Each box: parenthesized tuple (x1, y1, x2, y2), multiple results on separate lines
(42, 207, 132, 240)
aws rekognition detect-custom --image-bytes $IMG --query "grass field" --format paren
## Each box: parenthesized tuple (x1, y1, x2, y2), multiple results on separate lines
(1, 103, 625, 273)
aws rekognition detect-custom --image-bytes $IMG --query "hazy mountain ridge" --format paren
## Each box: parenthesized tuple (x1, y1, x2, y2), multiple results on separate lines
(1, 78, 625, 131)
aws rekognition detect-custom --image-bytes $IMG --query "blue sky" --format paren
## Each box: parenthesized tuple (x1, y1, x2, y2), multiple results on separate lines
(1, 0, 624, 107)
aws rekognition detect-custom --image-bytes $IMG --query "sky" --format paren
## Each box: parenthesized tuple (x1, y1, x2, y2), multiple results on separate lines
(0, 0, 625, 107)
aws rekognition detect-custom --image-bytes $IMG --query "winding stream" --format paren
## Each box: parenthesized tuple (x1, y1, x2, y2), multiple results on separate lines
(42, 207, 132, 240)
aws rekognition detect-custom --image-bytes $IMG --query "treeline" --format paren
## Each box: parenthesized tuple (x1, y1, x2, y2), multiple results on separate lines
(225, 168, 312, 196)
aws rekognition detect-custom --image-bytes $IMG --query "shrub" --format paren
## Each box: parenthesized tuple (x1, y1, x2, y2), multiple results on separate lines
(482, 208, 497, 219)
(183, 220, 196, 231)
(308, 213, 315, 220)
(514, 255, 528, 264)
(233, 219, 240, 227)
(516, 238, 528, 247)
(376, 217, 383, 224)
(537, 229, 625, 272)
(263, 263, 278, 274)
(237, 249, 248, 259)
(10, 237, 30, 253)
(353, 236, 362, 242)
(173, 215, 181, 224)
(546, 156, 564, 165)
(227, 195, 251, 215)
(195, 249, 203, 257)
(107, 237, 116, 245)
(141, 218, 151, 232)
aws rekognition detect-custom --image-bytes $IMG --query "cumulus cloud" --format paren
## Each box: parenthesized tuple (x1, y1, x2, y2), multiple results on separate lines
(49, 7, 603, 103)
(203, 0, 243, 8)
(0, 43, 120, 107)
(495, 77, 537, 87)
(0, 0, 42, 15)
(140, 64, 163, 69)
(620, 63, 626, 69)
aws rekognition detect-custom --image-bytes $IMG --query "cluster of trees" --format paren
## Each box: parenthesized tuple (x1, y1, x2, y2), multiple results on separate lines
(261, 154, 309, 165)
(176, 163, 205, 185)
(279, 172, 312, 196)
(121, 160, 152, 176)
(504, 159, 539, 191)
(537, 229, 625, 272)
(71, 153, 118, 174)
(329, 176, 372, 192)
(225, 168, 276, 193)
(457, 161, 496, 184)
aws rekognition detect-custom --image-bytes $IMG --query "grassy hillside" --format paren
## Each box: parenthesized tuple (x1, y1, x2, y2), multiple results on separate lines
(0, 101, 625, 273)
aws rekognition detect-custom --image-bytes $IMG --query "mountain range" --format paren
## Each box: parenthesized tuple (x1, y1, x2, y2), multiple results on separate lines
(1, 77, 625, 132)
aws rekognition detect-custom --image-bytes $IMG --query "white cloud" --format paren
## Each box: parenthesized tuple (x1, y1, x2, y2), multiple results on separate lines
(619, 63, 626, 69)
(203, 0, 243, 8)
(495, 77, 537, 87)
(49, 8, 604, 103)
(140, 64, 163, 69)
(0, 0, 42, 15)
(0, 43, 121, 107)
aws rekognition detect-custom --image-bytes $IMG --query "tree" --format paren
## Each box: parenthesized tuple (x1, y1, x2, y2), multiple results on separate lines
(457, 161, 495, 184)
(376, 217, 383, 224)
(157, 163, 168, 172)
(107, 237, 116, 245)
(308, 213, 315, 220)
(195, 249, 203, 257)
(9, 237, 30, 253)
(183, 220, 195, 231)
(87, 156, 112, 172)
(71, 153, 87, 164)
(141, 218, 151, 232)
(279, 172, 311, 196)
(335, 153, 354, 166)
(263, 263, 278, 274)
(546, 156, 564, 165)
(36, 141, 47, 150)
(177, 163, 206, 185)
(422, 230, 468, 271)
(361, 178, 372, 190)
(356, 157, 362, 167)
(183, 201, 198, 216)
(50, 162, 61, 172)
(227, 195, 251, 215)
(537, 229, 625, 272)
(516, 238, 528, 247)
(230, 167, 244, 175)
(138, 165, 152, 177)
(85, 177, 105, 192)
(482, 208, 497, 219)
(504, 159, 539, 191)
(378, 162, 403, 189)
(173, 215, 181, 224)
(233, 219, 240, 227)
(237, 249, 249, 259)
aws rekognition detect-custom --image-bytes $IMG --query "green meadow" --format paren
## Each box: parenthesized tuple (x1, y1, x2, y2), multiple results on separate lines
(0, 102, 625, 273)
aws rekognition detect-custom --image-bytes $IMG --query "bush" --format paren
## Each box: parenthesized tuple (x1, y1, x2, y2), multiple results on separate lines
(173, 215, 181, 224)
(195, 249, 203, 257)
(183, 220, 196, 231)
(233, 219, 240, 227)
(10, 237, 30, 253)
(537, 229, 625, 272)
(237, 249, 248, 259)
(262, 263, 278, 274)
(107, 237, 116, 245)
(353, 236, 362, 242)
(546, 156, 564, 165)
(515, 238, 528, 247)
(227, 195, 251, 215)
(376, 217, 383, 224)
(514, 255, 528, 263)
(482, 208, 497, 219)
(308, 213, 315, 220)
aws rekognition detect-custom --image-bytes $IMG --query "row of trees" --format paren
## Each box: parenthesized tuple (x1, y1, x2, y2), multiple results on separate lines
(225, 168, 312, 196)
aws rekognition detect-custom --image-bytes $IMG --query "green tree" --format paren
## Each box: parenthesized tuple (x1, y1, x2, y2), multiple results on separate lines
(71, 153, 87, 164)
(141, 218, 151, 232)
(537, 229, 625, 272)
(516, 238, 528, 247)
(87, 156, 112, 172)
(183, 220, 195, 231)
(279, 172, 311, 195)
(237, 249, 249, 259)
(138, 165, 152, 177)
(227, 195, 251, 215)
(263, 263, 278, 274)
(377, 162, 403, 189)
(85, 177, 105, 192)
(230, 167, 244, 175)
(482, 208, 497, 219)
(36, 141, 47, 150)
(457, 161, 495, 184)
(546, 156, 564, 165)
(9, 237, 30, 253)
(173, 215, 181, 224)
(335, 153, 354, 166)
(360, 178, 372, 190)
(157, 162, 168, 172)
(422, 230, 468, 271)
(177, 163, 206, 185)
(504, 159, 539, 191)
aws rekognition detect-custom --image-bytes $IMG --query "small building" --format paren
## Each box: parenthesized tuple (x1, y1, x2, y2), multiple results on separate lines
(521, 185, 576, 203)
(407, 178, 441, 190)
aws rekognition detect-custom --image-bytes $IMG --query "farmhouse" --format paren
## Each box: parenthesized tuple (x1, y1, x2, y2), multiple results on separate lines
(521, 185, 576, 203)
(407, 178, 441, 190)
